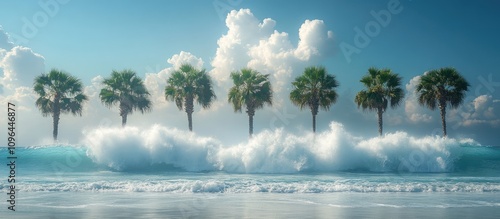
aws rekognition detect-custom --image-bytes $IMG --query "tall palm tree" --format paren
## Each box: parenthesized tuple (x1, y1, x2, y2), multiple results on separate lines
(33, 69, 88, 141)
(416, 67, 470, 137)
(228, 68, 273, 137)
(165, 64, 216, 131)
(290, 66, 339, 133)
(100, 69, 152, 127)
(354, 67, 404, 136)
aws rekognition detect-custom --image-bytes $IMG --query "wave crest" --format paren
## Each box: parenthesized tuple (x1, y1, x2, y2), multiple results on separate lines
(84, 122, 481, 173)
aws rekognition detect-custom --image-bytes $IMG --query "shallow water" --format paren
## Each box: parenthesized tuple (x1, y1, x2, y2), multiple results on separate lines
(10, 192, 500, 218)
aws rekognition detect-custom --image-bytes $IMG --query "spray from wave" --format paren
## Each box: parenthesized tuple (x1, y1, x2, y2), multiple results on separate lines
(83, 122, 481, 173)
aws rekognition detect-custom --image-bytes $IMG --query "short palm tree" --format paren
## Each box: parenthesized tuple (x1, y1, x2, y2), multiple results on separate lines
(165, 64, 216, 131)
(100, 69, 152, 127)
(290, 66, 339, 133)
(33, 69, 88, 141)
(416, 67, 470, 137)
(228, 68, 273, 138)
(355, 67, 404, 136)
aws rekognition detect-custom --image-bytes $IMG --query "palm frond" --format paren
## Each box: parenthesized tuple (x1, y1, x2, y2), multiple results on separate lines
(100, 69, 152, 115)
(354, 67, 404, 112)
(164, 64, 216, 111)
(228, 68, 273, 113)
(290, 66, 339, 113)
(33, 69, 88, 118)
(416, 67, 469, 110)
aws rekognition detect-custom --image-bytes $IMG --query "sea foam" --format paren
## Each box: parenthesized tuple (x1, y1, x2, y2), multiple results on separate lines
(83, 122, 479, 173)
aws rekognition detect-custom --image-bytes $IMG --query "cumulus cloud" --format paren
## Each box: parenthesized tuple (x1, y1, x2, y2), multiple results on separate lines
(167, 51, 204, 70)
(144, 71, 170, 109)
(81, 75, 112, 116)
(0, 26, 14, 50)
(0, 41, 44, 115)
(143, 51, 207, 110)
(209, 8, 335, 110)
(295, 20, 335, 60)
(210, 8, 335, 99)
(450, 95, 500, 127)
(405, 75, 433, 123)
(211, 9, 274, 85)
(1, 46, 45, 88)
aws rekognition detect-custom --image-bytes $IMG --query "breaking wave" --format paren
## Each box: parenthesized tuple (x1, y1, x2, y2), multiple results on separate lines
(14, 178, 500, 193)
(3, 122, 498, 174)
(79, 122, 494, 173)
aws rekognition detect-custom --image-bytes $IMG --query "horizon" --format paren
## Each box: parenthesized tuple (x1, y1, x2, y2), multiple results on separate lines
(1, 0, 499, 146)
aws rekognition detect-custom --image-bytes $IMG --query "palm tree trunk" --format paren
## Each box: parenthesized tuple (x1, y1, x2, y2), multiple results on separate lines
(52, 96, 60, 141)
(249, 114, 253, 138)
(185, 96, 194, 131)
(119, 102, 127, 127)
(439, 104, 447, 137)
(53, 112, 60, 141)
(187, 112, 193, 131)
(121, 114, 127, 127)
(377, 108, 383, 136)
(312, 113, 316, 133)
(247, 108, 255, 138)
(311, 102, 319, 133)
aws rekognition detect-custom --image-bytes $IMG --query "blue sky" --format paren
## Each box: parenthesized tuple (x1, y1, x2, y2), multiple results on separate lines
(0, 0, 499, 145)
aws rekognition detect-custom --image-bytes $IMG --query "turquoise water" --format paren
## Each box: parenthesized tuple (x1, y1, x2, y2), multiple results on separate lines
(1, 125, 500, 218)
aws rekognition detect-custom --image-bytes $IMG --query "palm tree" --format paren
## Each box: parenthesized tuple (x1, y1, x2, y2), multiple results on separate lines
(354, 67, 404, 136)
(165, 64, 216, 131)
(290, 66, 339, 133)
(228, 68, 272, 137)
(416, 67, 470, 137)
(99, 69, 152, 127)
(33, 69, 88, 141)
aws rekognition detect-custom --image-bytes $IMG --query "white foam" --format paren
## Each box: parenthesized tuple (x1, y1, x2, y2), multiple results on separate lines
(18, 179, 500, 193)
(83, 122, 479, 173)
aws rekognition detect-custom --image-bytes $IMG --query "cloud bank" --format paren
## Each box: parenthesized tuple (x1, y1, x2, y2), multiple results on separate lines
(210, 9, 335, 103)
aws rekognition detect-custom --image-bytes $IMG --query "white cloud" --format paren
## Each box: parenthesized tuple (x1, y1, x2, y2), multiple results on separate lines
(1, 46, 45, 88)
(0, 46, 44, 122)
(167, 51, 204, 70)
(0, 26, 14, 50)
(0, 48, 7, 60)
(82, 75, 109, 114)
(295, 20, 335, 60)
(0, 29, 45, 145)
(451, 95, 500, 127)
(0, 86, 35, 111)
(211, 9, 274, 85)
(211, 8, 335, 108)
(144, 70, 171, 110)
(405, 75, 433, 123)
(145, 51, 206, 110)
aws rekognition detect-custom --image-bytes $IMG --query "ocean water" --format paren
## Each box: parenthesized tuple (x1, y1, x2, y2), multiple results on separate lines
(1, 123, 499, 218)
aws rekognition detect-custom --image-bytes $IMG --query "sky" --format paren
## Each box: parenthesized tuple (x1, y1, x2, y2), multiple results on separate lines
(0, 0, 499, 146)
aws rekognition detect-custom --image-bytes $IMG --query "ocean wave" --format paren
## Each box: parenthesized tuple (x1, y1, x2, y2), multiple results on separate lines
(82, 122, 489, 173)
(2, 122, 497, 174)
(16, 179, 500, 193)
